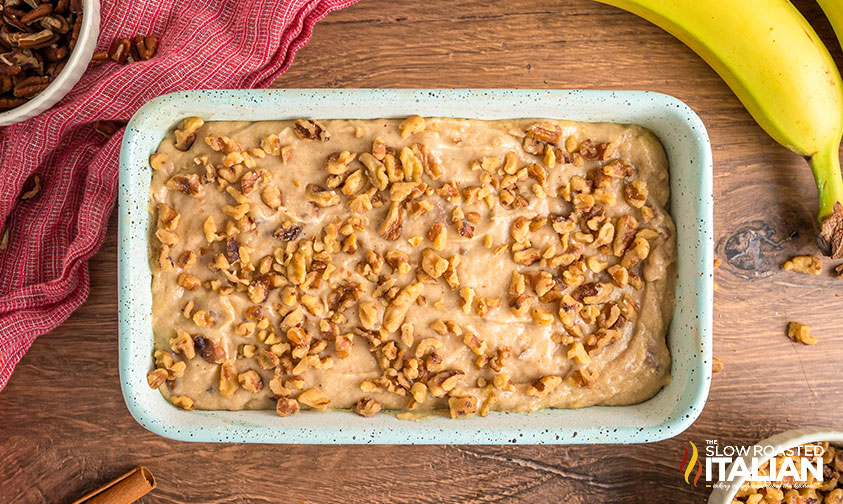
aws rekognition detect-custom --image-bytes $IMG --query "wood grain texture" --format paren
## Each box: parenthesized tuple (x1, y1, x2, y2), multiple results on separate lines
(2, 1, 843, 502)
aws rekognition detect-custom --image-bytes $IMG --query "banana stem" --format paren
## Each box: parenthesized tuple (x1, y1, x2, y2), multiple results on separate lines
(809, 142, 843, 221)
(810, 141, 843, 258)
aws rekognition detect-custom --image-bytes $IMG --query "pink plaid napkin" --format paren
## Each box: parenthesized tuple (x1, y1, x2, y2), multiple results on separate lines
(0, 0, 357, 391)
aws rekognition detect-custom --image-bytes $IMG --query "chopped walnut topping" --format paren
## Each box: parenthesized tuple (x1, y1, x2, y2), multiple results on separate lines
(193, 335, 225, 363)
(513, 248, 540, 266)
(526, 122, 562, 144)
(400, 115, 426, 138)
(354, 397, 382, 417)
(294, 119, 330, 141)
(783, 256, 822, 275)
(613, 215, 638, 257)
(526, 375, 562, 398)
(177, 273, 200, 291)
(448, 395, 478, 418)
(383, 282, 424, 332)
(273, 223, 303, 242)
(174, 117, 204, 151)
(426, 223, 447, 251)
(260, 134, 282, 155)
(571, 368, 598, 388)
(463, 331, 487, 356)
(147, 368, 168, 389)
(276, 397, 300, 417)
(530, 306, 554, 327)
(238, 369, 263, 393)
(192, 310, 215, 328)
(158, 245, 174, 272)
(380, 202, 405, 241)
(359, 301, 380, 330)
(148, 117, 674, 419)
(493, 373, 515, 392)
(567, 342, 591, 365)
(298, 388, 331, 410)
(166, 173, 203, 197)
(325, 151, 356, 175)
(624, 179, 648, 208)
(149, 152, 172, 172)
(421, 248, 448, 278)
(427, 370, 464, 398)
(218, 359, 239, 398)
(306, 184, 341, 207)
(169, 329, 196, 359)
(171, 395, 195, 410)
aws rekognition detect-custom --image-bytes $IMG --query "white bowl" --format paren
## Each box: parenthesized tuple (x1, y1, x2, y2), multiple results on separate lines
(0, 0, 100, 127)
(708, 427, 843, 503)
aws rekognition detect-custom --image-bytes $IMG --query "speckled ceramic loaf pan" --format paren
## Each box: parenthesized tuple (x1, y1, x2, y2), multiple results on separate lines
(118, 89, 713, 444)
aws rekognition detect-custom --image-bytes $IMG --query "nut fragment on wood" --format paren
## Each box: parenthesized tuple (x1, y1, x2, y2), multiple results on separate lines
(782, 255, 822, 275)
(787, 322, 817, 345)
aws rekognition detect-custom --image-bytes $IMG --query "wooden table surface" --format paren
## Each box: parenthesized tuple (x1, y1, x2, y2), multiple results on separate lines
(3, 1, 843, 502)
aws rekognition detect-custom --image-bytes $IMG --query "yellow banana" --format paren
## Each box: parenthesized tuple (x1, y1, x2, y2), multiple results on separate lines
(818, 0, 843, 53)
(595, 0, 843, 257)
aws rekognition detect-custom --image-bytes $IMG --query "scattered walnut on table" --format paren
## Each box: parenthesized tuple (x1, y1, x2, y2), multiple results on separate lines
(711, 357, 723, 373)
(787, 322, 817, 345)
(783, 255, 822, 275)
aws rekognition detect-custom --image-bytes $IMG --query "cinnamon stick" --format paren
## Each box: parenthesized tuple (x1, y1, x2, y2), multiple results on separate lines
(72, 466, 156, 504)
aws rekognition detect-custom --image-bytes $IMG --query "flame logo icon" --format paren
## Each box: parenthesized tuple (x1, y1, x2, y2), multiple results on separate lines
(680, 441, 703, 487)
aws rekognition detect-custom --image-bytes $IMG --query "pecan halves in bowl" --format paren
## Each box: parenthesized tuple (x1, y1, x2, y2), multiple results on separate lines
(13, 75, 50, 98)
(0, 0, 85, 110)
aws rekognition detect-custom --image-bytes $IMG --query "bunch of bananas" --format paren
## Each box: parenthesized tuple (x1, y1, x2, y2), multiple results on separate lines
(595, 0, 843, 258)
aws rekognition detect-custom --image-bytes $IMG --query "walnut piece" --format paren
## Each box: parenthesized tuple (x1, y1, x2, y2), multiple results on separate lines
(194, 335, 225, 363)
(787, 322, 817, 345)
(448, 395, 478, 418)
(294, 119, 330, 141)
(400, 115, 426, 138)
(219, 359, 239, 398)
(146, 368, 168, 389)
(525, 375, 562, 398)
(298, 388, 331, 410)
(354, 397, 382, 417)
(379, 202, 405, 241)
(238, 369, 264, 393)
(171, 395, 195, 410)
(276, 397, 300, 417)
(174, 117, 204, 150)
(783, 256, 822, 275)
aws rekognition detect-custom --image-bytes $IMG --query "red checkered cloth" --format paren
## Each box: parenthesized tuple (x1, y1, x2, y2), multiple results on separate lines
(0, 0, 357, 391)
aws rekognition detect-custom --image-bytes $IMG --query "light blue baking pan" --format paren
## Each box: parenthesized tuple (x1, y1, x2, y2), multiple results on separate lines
(118, 89, 713, 444)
